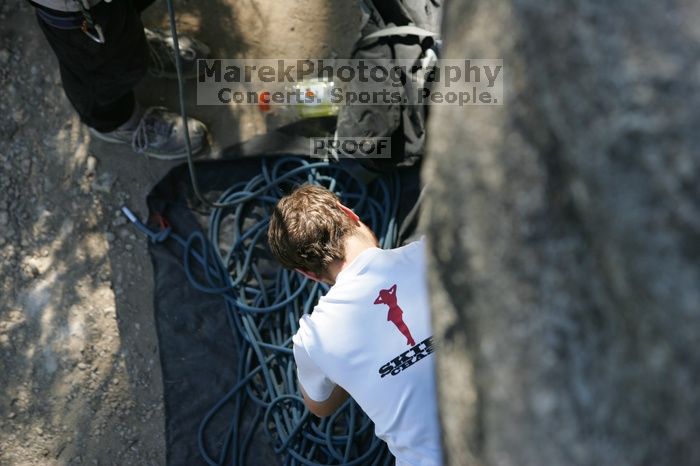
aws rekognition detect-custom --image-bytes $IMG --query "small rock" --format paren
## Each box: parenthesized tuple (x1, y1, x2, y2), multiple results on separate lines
(85, 156, 97, 177)
(91, 173, 115, 194)
(12, 109, 25, 123)
(0, 48, 9, 64)
(112, 216, 127, 227)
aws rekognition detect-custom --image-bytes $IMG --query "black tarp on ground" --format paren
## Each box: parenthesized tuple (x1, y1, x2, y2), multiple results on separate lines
(144, 131, 422, 466)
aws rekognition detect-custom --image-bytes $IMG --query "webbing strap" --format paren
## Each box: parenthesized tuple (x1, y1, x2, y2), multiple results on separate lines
(356, 25, 439, 48)
(35, 8, 83, 30)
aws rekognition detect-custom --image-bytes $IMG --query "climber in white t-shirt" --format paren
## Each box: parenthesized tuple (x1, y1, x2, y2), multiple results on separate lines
(268, 184, 442, 466)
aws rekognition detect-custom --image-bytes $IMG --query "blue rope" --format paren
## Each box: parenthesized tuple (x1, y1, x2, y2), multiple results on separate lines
(124, 157, 402, 465)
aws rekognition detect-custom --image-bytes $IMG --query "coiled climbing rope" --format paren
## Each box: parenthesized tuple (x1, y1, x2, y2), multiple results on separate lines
(124, 156, 405, 465)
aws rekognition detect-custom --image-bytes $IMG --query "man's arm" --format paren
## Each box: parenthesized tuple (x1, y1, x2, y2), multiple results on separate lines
(299, 382, 350, 418)
(292, 321, 349, 417)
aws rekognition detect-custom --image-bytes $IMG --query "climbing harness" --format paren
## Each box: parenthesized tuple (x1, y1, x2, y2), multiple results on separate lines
(33, 0, 104, 43)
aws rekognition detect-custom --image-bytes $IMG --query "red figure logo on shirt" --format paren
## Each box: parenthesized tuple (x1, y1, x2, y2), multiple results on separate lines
(374, 284, 416, 346)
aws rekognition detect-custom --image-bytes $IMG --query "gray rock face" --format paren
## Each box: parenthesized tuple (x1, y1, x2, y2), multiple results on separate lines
(422, 1, 700, 465)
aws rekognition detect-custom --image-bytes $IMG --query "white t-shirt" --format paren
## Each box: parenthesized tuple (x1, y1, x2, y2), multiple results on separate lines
(292, 239, 442, 466)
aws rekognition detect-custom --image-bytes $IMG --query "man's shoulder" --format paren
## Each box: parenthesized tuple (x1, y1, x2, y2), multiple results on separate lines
(326, 240, 425, 296)
(372, 239, 426, 274)
(392, 238, 425, 255)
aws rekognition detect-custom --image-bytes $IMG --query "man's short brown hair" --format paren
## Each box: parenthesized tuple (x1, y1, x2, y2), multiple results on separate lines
(268, 185, 357, 277)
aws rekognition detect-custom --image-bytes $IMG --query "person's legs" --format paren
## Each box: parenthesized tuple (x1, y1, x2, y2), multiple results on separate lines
(35, 1, 149, 132)
(34, 0, 209, 158)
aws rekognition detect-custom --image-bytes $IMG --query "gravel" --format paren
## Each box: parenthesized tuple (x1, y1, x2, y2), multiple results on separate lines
(0, 4, 165, 465)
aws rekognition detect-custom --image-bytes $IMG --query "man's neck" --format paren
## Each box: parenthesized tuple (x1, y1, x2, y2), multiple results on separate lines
(326, 230, 378, 284)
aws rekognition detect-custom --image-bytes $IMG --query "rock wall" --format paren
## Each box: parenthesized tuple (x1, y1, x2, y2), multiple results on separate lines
(423, 1, 700, 465)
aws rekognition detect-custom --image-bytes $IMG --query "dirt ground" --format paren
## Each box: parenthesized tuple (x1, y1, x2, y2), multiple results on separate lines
(0, 0, 360, 464)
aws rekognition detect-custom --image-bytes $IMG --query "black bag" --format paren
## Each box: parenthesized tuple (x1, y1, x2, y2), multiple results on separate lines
(335, 0, 442, 173)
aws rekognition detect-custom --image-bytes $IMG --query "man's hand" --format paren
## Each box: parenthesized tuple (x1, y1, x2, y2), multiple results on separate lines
(299, 383, 350, 417)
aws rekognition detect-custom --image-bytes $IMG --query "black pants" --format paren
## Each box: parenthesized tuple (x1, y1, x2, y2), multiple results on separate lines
(35, 0, 155, 132)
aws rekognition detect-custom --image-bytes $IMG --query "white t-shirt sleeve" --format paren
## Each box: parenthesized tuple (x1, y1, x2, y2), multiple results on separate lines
(293, 342, 335, 402)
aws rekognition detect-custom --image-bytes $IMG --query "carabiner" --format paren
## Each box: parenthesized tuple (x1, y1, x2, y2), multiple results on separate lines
(81, 20, 105, 44)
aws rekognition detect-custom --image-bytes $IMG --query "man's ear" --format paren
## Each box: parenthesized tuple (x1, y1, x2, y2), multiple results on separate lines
(337, 202, 360, 224)
(295, 268, 323, 282)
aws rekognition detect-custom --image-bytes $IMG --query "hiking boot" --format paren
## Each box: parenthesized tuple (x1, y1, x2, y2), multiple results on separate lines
(90, 106, 207, 160)
(145, 27, 211, 79)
